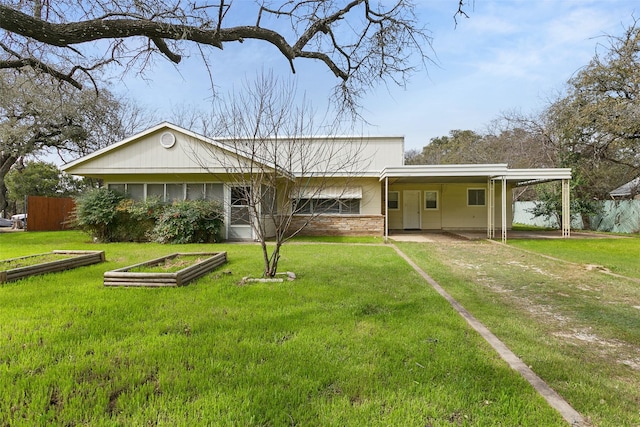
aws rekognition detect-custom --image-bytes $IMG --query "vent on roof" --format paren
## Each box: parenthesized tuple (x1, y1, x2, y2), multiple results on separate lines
(160, 132, 176, 148)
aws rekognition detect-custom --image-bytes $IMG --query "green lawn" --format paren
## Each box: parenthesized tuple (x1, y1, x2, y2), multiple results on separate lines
(510, 235, 640, 279)
(0, 231, 564, 426)
(397, 235, 640, 427)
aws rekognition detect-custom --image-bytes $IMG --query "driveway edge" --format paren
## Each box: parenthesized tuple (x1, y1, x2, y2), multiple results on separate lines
(391, 244, 587, 427)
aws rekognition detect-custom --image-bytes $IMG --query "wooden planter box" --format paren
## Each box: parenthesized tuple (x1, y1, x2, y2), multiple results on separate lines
(104, 252, 227, 287)
(0, 250, 105, 283)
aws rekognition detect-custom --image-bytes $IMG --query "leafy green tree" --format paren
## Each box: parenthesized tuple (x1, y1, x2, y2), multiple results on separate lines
(5, 161, 87, 214)
(6, 161, 63, 200)
(408, 126, 550, 169)
(0, 69, 154, 217)
(410, 130, 484, 165)
(547, 19, 640, 199)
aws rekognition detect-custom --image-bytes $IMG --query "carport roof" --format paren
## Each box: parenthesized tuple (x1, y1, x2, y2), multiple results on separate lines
(379, 164, 572, 185)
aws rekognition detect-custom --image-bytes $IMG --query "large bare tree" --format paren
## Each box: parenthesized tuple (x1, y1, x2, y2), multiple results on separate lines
(191, 73, 368, 277)
(0, 1, 464, 111)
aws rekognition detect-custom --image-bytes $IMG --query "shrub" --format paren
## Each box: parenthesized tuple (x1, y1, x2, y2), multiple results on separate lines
(152, 200, 224, 244)
(74, 188, 126, 242)
(75, 189, 224, 243)
(115, 197, 165, 242)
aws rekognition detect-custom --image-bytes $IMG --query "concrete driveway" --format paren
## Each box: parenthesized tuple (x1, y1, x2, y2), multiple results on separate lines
(388, 230, 620, 242)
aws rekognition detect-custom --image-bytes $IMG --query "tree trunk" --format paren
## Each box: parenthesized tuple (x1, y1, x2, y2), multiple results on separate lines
(581, 212, 592, 231)
(0, 154, 18, 217)
(261, 241, 282, 278)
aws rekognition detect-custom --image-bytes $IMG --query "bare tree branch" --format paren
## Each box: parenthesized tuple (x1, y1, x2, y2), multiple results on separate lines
(0, 1, 437, 111)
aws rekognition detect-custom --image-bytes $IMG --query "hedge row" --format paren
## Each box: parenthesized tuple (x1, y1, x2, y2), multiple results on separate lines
(74, 188, 224, 243)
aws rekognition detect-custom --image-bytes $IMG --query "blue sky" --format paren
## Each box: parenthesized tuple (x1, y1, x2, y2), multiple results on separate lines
(113, 0, 639, 152)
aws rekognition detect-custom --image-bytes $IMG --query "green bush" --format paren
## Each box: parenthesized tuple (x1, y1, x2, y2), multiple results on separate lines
(75, 189, 224, 243)
(74, 188, 126, 242)
(152, 200, 224, 244)
(115, 197, 164, 242)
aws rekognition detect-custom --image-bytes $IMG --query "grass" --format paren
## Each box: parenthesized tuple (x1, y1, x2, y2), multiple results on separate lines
(287, 235, 384, 244)
(126, 254, 213, 273)
(0, 231, 565, 426)
(510, 234, 640, 279)
(0, 252, 75, 270)
(396, 236, 640, 427)
(511, 223, 556, 231)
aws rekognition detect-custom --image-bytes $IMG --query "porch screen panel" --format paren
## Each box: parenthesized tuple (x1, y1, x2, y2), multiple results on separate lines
(231, 186, 251, 225)
(166, 184, 184, 202)
(108, 184, 125, 194)
(147, 184, 164, 200)
(186, 184, 205, 200)
(205, 184, 224, 202)
(126, 184, 144, 201)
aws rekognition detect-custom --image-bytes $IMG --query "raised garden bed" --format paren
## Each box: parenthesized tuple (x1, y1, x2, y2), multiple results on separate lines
(104, 252, 227, 287)
(0, 250, 105, 283)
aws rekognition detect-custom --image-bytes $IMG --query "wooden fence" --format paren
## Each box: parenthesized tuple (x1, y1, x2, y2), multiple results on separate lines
(27, 196, 76, 231)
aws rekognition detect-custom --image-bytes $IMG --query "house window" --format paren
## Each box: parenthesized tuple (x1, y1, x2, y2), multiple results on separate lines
(126, 184, 144, 201)
(107, 183, 223, 203)
(107, 183, 144, 200)
(468, 188, 486, 206)
(424, 191, 438, 210)
(108, 183, 125, 194)
(147, 184, 165, 200)
(295, 198, 360, 215)
(388, 191, 399, 210)
(186, 183, 205, 200)
(166, 184, 184, 202)
(205, 183, 224, 202)
(340, 199, 360, 214)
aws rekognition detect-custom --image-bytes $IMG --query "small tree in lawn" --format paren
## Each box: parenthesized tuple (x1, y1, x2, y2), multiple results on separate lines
(193, 73, 368, 278)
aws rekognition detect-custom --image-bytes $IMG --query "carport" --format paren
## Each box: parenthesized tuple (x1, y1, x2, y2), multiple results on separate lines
(380, 164, 572, 243)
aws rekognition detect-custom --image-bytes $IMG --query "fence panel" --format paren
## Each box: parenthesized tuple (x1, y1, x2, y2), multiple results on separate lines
(514, 200, 640, 233)
(27, 196, 76, 231)
(591, 200, 640, 233)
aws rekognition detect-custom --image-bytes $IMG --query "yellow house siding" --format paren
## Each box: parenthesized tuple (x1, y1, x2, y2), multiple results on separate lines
(387, 182, 513, 230)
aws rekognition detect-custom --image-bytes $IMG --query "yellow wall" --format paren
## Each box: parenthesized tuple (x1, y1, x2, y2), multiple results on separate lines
(387, 182, 514, 230)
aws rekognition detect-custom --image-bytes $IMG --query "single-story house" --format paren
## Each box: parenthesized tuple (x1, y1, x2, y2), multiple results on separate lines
(62, 122, 572, 242)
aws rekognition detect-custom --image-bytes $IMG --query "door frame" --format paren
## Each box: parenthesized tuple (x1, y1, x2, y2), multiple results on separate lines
(402, 190, 421, 229)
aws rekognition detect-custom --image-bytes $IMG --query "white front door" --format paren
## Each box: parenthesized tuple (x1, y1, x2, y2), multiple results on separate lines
(403, 190, 421, 229)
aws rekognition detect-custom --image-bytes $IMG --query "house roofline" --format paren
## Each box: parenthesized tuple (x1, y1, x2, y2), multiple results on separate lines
(380, 165, 572, 184)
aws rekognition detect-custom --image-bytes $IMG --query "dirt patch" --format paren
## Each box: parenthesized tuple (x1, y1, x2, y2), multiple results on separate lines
(423, 240, 640, 376)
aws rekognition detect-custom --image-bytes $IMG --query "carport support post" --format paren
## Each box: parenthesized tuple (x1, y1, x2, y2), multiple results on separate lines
(562, 178, 571, 238)
(501, 176, 507, 243)
(384, 176, 389, 242)
(487, 178, 495, 239)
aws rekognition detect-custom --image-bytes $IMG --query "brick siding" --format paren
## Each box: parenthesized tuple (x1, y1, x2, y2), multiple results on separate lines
(289, 215, 385, 236)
